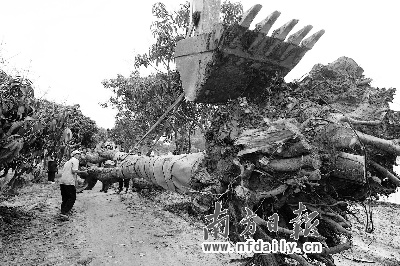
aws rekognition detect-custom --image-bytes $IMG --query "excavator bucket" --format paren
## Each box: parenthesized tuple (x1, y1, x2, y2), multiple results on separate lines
(175, 4, 324, 103)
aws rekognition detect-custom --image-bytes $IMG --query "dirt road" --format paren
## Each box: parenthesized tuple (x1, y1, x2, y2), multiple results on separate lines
(1, 182, 399, 266)
(1, 182, 240, 266)
(73, 185, 239, 266)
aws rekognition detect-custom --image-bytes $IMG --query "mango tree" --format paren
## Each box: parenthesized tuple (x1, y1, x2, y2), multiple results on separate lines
(0, 69, 98, 189)
(87, 56, 400, 265)
(93, 1, 400, 265)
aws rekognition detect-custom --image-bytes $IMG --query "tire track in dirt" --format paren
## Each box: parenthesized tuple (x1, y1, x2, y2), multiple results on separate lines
(1, 182, 239, 266)
(74, 183, 239, 266)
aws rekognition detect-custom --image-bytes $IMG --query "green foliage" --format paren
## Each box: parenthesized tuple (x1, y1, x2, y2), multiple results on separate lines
(66, 105, 98, 148)
(104, 1, 243, 153)
(0, 71, 36, 167)
(134, 2, 190, 70)
(221, 0, 243, 25)
(34, 100, 99, 155)
(93, 127, 109, 145)
(103, 71, 183, 149)
(0, 69, 98, 180)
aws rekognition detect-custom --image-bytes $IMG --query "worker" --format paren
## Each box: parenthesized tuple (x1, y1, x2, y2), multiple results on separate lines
(57, 150, 87, 220)
(47, 155, 58, 183)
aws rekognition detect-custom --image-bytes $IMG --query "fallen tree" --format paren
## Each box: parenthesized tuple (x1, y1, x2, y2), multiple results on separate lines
(81, 57, 400, 265)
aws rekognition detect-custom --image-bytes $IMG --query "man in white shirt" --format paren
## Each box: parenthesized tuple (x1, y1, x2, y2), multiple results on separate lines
(58, 150, 87, 219)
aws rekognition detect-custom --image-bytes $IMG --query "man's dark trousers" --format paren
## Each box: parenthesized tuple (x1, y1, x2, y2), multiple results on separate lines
(60, 184, 76, 214)
(48, 160, 58, 182)
(118, 179, 130, 192)
(48, 171, 56, 182)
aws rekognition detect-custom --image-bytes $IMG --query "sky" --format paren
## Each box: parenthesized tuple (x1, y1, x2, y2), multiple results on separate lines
(0, 0, 399, 129)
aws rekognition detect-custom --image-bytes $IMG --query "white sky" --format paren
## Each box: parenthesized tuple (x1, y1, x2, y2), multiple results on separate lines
(0, 0, 399, 129)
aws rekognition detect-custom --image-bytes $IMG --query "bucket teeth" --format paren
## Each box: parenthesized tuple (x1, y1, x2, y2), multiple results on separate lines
(271, 19, 299, 40)
(255, 10, 281, 34)
(301, 29, 325, 49)
(239, 4, 263, 28)
(287, 25, 313, 45)
(175, 4, 326, 103)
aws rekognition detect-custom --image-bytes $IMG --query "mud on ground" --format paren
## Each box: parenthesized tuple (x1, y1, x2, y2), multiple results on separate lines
(0, 182, 399, 266)
(0, 182, 241, 266)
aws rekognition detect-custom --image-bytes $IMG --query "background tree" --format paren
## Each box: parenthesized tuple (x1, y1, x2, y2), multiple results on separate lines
(93, 127, 110, 147)
(66, 104, 98, 148)
(0, 71, 38, 178)
(0, 69, 99, 189)
(33, 100, 99, 157)
(88, 56, 400, 266)
(102, 1, 243, 154)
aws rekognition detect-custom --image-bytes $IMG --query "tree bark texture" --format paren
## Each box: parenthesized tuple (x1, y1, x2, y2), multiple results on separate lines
(82, 57, 400, 266)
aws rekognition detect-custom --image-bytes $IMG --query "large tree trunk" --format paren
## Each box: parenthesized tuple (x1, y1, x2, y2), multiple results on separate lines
(82, 57, 400, 266)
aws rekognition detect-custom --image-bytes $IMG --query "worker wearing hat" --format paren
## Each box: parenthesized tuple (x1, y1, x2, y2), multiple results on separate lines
(58, 150, 87, 220)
